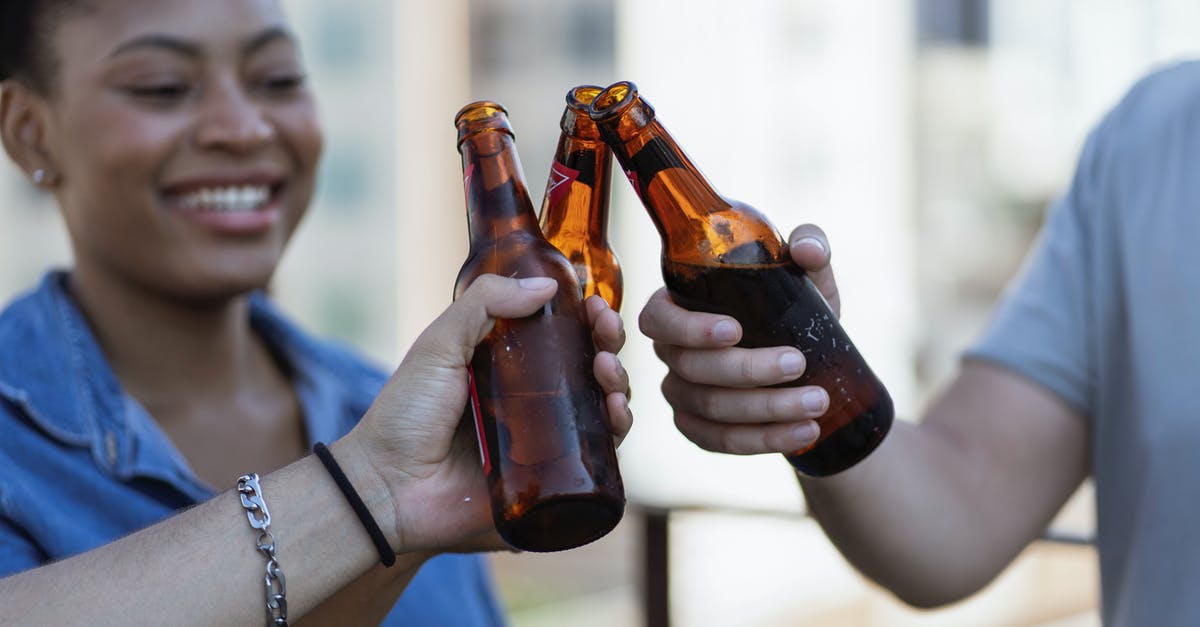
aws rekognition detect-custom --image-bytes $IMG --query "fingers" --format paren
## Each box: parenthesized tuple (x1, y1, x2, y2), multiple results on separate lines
(417, 275, 559, 365)
(593, 350, 629, 397)
(674, 410, 820, 456)
(606, 391, 633, 447)
(586, 295, 626, 354)
(639, 287, 742, 348)
(662, 373, 828, 424)
(653, 342, 808, 388)
(594, 350, 633, 446)
(787, 224, 840, 318)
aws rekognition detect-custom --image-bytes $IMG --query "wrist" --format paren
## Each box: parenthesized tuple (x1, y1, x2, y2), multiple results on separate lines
(328, 434, 405, 555)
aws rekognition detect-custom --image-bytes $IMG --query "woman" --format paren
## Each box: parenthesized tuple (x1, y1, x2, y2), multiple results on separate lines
(0, 0, 633, 625)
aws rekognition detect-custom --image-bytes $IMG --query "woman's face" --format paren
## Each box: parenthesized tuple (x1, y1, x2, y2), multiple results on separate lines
(43, 0, 322, 301)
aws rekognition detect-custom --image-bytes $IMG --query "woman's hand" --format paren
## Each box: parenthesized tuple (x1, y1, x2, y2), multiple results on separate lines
(348, 275, 631, 554)
(638, 224, 840, 456)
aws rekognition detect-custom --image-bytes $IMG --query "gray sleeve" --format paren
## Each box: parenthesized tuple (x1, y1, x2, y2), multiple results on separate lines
(964, 123, 1111, 417)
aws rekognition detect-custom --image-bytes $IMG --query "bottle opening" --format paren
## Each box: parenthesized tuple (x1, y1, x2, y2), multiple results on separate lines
(454, 100, 508, 126)
(455, 100, 515, 147)
(589, 81, 637, 120)
(562, 85, 605, 138)
(567, 85, 604, 111)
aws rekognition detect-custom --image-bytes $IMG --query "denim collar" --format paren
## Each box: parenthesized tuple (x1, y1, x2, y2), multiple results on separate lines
(0, 271, 373, 488)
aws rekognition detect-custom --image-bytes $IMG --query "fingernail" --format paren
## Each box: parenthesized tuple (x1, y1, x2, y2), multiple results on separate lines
(713, 320, 739, 342)
(779, 352, 805, 377)
(792, 236, 825, 254)
(801, 389, 828, 413)
(518, 277, 555, 290)
(794, 422, 819, 443)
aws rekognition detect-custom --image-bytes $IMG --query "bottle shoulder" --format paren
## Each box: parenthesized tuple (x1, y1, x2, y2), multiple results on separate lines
(661, 199, 789, 266)
(455, 233, 581, 295)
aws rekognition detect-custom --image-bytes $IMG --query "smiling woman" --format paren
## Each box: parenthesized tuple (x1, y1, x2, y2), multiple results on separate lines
(0, 1, 633, 626)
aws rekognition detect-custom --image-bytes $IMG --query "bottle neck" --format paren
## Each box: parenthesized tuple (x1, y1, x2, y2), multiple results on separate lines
(602, 119, 729, 226)
(459, 130, 541, 246)
(594, 94, 788, 267)
(541, 132, 613, 242)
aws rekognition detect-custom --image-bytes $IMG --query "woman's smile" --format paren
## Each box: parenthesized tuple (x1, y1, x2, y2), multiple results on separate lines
(161, 171, 287, 235)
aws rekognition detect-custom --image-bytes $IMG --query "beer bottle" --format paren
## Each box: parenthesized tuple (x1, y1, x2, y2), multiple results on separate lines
(589, 82, 893, 476)
(453, 101, 625, 551)
(539, 85, 623, 311)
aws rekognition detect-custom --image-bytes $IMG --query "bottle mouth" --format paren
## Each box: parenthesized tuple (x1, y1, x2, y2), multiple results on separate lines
(454, 100, 514, 146)
(589, 81, 637, 120)
(567, 85, 604, 111)
(562, 85, 605, 138)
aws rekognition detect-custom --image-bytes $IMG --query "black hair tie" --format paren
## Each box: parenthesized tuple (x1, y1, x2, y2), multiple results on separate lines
(312, 442, 397, 567)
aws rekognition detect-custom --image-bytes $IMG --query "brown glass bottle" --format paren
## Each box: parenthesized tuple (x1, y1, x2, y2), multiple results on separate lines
(538, 85, 623, 311)
(589, 82, 893, 476)
(453, 101, 625, 550)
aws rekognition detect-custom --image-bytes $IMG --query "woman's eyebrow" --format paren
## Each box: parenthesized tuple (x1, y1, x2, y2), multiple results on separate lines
(108, 34, 201, 60)
(104, 27, 296, 61)
(242, 27, 298, 56)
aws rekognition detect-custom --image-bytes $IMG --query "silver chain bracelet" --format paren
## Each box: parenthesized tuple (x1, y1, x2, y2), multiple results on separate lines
(237, 473, 288, 626)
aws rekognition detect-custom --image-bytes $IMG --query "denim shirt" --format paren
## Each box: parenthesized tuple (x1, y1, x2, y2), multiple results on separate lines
(0, 272, 505, 626)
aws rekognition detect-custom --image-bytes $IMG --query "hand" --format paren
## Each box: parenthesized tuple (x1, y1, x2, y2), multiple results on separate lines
(637, 223, 839, 457)
(349, 275, 632, 553)
(585, 294, 633, 445)
(788, 223, 839, 318)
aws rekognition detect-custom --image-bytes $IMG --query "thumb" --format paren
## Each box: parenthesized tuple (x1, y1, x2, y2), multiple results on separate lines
(418, 274, 559, 367)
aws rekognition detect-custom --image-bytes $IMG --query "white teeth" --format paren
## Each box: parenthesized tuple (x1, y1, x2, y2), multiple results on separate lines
(175, 185, 271, 213)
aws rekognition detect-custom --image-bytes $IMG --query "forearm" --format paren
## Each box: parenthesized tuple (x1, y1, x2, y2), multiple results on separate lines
(0, 437, 424, 626)
(297, 561, 427, 627)
(799, 363, 1089, 607)
(800, 422, 1005, 606)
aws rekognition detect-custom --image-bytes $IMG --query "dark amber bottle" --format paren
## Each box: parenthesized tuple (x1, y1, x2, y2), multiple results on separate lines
(453, 101, 625, 550)
(589, 82, 893, 476)
(538, 85, 623, 311)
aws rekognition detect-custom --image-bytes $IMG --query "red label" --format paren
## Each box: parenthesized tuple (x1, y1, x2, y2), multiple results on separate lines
(625, 170, 643, 201)
(546, 161, 579, 207)
(465, 365, 491, 475)
(463, 162, 475, 194)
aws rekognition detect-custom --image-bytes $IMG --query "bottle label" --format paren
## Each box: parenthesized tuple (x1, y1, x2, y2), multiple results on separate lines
(465, 364, 491, 475)
(463, 162, 475, 194)
(547, 161, 579, 207)
(624, 170, 643, 202)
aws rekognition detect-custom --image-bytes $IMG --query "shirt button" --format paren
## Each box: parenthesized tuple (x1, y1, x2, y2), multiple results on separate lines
(105, 432, 119, 465)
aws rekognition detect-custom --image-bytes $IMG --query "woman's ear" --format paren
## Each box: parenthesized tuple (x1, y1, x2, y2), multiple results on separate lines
(0, 82, 59, 187)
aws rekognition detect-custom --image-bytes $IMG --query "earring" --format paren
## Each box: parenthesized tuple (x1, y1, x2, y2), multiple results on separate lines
(32, 168, 56, 186)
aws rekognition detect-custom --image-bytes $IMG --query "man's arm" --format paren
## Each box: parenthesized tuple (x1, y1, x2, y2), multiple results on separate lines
(801, 359, 1087, 606)
(640, 226, 1089, 607)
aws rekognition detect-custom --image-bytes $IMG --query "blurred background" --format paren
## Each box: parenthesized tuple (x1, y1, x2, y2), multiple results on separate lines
(3, 0, 1199, 625)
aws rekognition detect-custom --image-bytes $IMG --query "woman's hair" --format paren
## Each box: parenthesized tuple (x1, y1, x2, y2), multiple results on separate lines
(0, 0, 86, 93)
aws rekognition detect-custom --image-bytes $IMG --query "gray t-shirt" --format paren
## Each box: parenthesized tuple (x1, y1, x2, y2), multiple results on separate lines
(968, 61, 1200, 626)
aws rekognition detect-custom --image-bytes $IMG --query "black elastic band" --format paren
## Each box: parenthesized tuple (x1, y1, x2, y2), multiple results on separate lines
(312, 442, 396, 567)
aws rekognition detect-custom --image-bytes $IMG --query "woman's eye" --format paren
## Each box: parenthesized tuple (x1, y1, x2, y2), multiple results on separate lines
(259, 74, 306, 94)
(127, 83, 192, 101)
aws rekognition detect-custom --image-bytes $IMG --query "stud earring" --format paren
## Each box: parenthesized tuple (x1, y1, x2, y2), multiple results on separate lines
(31, 169, 57, 186)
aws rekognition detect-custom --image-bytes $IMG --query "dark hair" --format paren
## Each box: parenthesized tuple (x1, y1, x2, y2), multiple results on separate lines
(0, 0, 86, 93)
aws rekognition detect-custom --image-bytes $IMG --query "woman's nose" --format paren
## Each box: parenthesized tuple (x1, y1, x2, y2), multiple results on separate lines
(193, 81, 274, 152)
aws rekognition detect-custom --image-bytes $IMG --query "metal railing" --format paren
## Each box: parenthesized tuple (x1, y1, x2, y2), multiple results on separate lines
(632, 503, 1095, 627)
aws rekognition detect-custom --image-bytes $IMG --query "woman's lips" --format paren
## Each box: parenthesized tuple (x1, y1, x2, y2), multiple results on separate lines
(163, 183, 284, 235)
